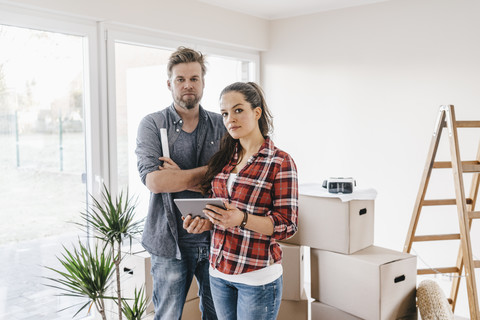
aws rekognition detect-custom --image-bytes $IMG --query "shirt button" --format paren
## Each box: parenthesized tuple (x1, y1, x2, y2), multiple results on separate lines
(176, 128, 180, 132)
(210, 141, 214, 145)
(179, 120, 183, 124)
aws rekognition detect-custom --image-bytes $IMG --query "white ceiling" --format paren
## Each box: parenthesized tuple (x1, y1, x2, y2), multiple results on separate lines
(197, 0, 392, 20)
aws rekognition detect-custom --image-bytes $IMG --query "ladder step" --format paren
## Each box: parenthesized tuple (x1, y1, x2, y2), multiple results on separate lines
(423, 198, 473, 206)
(475, 260, 480, 269)
(456, 120, 480, 128)
(433, 161, 480, 172)
(469, 211, 480, 219)
(413, 234, 461, 242)
(418, 267, 460, 275)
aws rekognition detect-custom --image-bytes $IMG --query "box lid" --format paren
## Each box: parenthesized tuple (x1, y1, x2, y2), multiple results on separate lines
(349, 245, 416, 265)
(122, 243, 146, 255)
(299, 183, 377, 202)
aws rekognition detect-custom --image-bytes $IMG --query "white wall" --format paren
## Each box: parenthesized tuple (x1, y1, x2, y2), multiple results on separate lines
(263, 0, 480, 316)
(1, 0, 268, 50)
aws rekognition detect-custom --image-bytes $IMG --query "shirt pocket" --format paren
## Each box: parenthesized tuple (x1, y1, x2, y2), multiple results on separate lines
(235, 177, 273, 213)
(200, 138, 222, 165)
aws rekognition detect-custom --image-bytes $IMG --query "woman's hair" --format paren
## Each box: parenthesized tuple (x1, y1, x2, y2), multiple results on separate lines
(200, 82, 273, 194)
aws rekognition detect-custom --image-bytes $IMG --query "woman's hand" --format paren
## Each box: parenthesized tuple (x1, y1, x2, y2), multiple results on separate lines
(204, 202, 244, 229)
(183, 215, 213, 233)
(158, 157, 180, 170)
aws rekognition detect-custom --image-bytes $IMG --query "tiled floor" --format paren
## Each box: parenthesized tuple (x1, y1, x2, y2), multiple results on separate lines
(0, 233, 92, 320)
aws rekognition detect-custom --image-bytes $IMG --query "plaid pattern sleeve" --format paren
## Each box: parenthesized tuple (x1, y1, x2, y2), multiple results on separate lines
(268, 152, 298, 240)
(210, 137, 298, 275)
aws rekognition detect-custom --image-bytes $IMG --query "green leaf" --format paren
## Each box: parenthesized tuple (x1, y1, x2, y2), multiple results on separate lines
(121, 286, 150, 320)
(78, 184, 144, 249)
(43, 239, 116, 317)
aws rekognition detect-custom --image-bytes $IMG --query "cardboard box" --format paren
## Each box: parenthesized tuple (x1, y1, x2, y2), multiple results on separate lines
(283, 194, 374, 253)
(277, 299, 309, 320)
(181, 297, 201, 319)
(311, 246, 417, 320)
(311, 301, 362, 320)
(121, 245, 154, 314)
(279, 243, 308, 301)
(186, 276, 199, 302)
(121, 244, 199, 315)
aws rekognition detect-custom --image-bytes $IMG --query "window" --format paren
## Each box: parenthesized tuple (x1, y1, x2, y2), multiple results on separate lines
(0, 13, 259, 318)
(0, 7, 100, 319)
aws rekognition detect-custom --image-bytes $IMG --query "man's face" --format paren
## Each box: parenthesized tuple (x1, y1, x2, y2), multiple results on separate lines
(168, 62, 204, 110)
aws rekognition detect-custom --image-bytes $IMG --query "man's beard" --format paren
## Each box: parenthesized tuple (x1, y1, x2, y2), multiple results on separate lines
(175, 93, 201, 110)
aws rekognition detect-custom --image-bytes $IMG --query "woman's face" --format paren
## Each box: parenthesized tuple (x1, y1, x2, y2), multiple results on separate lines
(220, 91, 262, 140)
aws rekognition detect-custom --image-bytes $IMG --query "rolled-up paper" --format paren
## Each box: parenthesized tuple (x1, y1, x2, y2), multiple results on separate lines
(160, 128, 170, 158)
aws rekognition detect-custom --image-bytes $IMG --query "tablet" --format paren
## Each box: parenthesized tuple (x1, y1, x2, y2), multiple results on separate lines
(174, 198, 226, 219)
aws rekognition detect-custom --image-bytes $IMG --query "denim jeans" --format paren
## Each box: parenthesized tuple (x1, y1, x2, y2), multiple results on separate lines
(150, 246, 217, 320)
(209, 275, 282, 320)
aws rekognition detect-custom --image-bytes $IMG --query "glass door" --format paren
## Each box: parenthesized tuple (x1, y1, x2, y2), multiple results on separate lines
(0, 12, 99, 320)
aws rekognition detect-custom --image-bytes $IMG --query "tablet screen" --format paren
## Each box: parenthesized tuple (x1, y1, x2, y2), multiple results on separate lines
(174, 198, 226, 219)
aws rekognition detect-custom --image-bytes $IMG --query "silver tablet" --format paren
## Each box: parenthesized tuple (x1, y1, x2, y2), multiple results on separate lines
(174, 198, 226, 219)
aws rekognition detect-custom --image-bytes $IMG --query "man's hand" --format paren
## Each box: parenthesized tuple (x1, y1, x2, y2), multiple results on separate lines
(158, 157, 180, 170)
(146, 163, 208, 194)
(183, 215, 213, 233)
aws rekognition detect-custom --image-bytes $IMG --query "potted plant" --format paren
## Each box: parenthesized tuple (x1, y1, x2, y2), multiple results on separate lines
(45, 184, 148, 319)
(81, 185, 144, 320)
(45, 240, 116, 320)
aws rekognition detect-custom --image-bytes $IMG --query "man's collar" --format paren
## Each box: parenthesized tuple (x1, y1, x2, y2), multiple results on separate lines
(169, 103, 208, 123)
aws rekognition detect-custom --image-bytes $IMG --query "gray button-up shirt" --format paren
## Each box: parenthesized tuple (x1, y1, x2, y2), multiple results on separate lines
(136, 104, 225, 259)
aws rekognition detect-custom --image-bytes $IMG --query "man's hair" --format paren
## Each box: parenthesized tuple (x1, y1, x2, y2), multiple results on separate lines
(167, 46, 207, 79)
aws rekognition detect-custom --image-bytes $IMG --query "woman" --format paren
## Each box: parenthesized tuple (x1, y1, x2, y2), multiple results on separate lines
(184, 81, 298, 320)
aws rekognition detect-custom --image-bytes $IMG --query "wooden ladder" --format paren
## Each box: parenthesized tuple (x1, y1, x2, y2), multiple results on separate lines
(403, 105, 480, 319)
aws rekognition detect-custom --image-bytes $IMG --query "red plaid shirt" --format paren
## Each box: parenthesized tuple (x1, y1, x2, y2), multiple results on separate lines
(210, 137, 298, 275)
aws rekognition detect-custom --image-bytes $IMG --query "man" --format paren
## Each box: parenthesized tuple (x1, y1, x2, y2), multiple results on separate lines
(135, 47, 224, 320)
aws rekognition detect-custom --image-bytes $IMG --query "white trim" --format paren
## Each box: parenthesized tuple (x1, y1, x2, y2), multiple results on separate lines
(101, 22, 196, 52)
(102, 25, 118, 190)
(100, 20, 263, 53)
(0, 0, 105, 23)
(97, 23, 112, 191)
(0, 2, 97, 34)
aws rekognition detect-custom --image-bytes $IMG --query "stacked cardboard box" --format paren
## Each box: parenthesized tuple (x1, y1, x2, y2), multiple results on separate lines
(181, 276, 201, 319)
(310, 245, 417, 319)
(283, 189, 418, 320)
(277, 243, 310, 320)
(119, 244, 200, 319)
(120, 245, 154, 315)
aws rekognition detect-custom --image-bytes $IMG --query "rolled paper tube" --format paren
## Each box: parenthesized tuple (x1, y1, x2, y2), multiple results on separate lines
(160, 128, 170, 158)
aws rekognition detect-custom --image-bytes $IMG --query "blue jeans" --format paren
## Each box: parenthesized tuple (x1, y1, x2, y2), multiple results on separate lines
(209, 275, 282, 320)
(150, 246, 217, 320)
